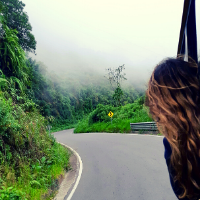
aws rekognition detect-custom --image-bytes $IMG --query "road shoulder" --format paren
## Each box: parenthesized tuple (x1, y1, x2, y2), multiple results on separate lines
(54, 143, 83, 200)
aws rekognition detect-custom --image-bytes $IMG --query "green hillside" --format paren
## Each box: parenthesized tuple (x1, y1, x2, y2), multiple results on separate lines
(74, 96, 152, 133)
(0, 1, 70, 199)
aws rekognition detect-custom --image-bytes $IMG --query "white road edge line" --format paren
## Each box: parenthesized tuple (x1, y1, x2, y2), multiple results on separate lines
(59, 143, 83, 200)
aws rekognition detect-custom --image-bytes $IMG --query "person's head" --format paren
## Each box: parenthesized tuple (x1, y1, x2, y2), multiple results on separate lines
(145, 56, 200, 199)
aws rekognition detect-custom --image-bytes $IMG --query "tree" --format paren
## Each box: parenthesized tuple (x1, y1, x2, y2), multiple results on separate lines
(1, 0, 36, 53)
(0, 1, 28, 89)
(0, 26, 27, 83)
(105, 64, 127, 106)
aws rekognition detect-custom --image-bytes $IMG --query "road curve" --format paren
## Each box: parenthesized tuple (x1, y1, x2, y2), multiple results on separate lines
(54, 129, 177, 200)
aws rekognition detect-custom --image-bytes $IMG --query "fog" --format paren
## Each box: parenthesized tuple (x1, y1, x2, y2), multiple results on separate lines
(23, 0, 200, 90)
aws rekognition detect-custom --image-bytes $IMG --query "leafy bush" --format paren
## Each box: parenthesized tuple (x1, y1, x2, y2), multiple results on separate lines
(88, 104, 115, 125)
(0, 91, 70, 199)
(0, 186, 27, 200)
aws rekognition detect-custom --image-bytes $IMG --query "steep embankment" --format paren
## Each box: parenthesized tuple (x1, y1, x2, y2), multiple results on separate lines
(0, 92, 70, 199)
(0, 1, 70, 198)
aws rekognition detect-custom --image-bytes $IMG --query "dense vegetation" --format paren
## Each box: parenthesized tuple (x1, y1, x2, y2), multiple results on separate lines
(0, 1, 70, 199)
(1, 0, 36, 53)
(74, 96, 152, 133)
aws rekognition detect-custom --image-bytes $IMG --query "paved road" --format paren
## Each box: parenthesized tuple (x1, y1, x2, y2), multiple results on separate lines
(54, 129, 177, 200)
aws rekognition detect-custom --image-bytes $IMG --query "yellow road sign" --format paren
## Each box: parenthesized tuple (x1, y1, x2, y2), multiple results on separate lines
(108, 111, 114, 118)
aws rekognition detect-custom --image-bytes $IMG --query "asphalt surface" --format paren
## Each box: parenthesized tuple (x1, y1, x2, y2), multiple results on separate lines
(54, 129, 177, 200)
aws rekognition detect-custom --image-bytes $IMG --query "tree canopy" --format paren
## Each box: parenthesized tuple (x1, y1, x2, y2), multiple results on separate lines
(1, 0, 36, 53)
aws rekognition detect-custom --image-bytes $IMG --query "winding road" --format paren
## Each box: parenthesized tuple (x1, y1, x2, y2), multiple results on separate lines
(54, 129, 177, 200)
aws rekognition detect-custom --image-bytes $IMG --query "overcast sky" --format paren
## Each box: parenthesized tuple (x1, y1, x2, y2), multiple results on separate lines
(23, 0, 200, 87)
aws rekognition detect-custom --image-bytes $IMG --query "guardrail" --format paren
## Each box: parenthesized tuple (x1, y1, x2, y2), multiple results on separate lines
(130, 122, 158, 132)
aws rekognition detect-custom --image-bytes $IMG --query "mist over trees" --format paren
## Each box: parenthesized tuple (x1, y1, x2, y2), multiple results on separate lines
(0, 0, 146, 131)
(105, 64, 127, 106)
(26, 56, 144, 127)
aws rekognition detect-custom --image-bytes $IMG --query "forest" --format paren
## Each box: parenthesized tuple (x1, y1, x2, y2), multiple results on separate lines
(0, 0, 154, 199)
(24, 57, 147, 133)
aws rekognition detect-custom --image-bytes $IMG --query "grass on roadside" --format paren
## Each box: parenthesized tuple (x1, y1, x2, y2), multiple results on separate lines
(50, 123, 77, 133)
(0, 142, 70, 200)
(74, 103, 153, 133)
(0, 93, 70, 200)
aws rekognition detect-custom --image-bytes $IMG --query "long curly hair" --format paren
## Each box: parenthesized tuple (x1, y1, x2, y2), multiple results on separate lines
(145, 56, 200, 199)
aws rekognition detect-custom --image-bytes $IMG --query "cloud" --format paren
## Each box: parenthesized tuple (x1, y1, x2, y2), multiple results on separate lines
(23, 0, 200, 90)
